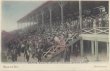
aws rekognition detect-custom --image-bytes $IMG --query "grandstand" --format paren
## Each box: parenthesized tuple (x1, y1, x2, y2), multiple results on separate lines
(8, 1, 109, 62)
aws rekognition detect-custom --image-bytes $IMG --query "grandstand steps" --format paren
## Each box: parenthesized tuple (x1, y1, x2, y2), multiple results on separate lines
(42, 33, 81, 62)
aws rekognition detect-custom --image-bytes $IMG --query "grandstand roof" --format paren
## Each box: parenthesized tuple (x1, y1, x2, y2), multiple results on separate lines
(17, 1, 55, 23)
(17, 1, 108, 23)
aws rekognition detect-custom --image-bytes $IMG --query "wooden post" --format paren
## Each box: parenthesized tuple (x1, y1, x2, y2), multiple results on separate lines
(58, 1, 64, 28)
(95, 41, 98, 61)
(80, 39, 83, 56)
(79, 0, 82, 33)
(32, 16, 35, 25)
(49, 7, 52, 32)
(36, 15, 38, 24)
(41, 10, 44, 28)
(107, 42, 109, 60)
(29, 17, 32, 27)
(91, 41, 95, 55)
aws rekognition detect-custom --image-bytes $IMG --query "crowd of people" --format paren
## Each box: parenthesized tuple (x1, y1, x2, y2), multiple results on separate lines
(7, 16, 80, 62)
(6, 6, 108, 62)
(82, 12, 108, 29)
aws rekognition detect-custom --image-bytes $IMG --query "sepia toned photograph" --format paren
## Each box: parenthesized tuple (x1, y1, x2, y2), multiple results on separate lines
(1, 0, 109, 63)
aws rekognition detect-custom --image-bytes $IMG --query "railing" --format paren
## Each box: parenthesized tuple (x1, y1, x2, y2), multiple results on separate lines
(82, 28, 94, 34)
(95, 27, 109, 34)
(82, 27, 109, 34)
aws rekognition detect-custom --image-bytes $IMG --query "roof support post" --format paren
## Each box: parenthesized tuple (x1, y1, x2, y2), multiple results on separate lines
(26, 21, 28, 28)
(17, 22, 21, 34)
(29, 17, 32, 27)
(80, 39, 84, 56)
(48, 7, 52, 32)
(25, 20, 28, 28)
(107, 42, 109, 60)
(36, 20, 39, 33)
(35, 15, 39, 32)
(36, 15, 38, 24)
(41, 10, 44, 28)
(58, 1, 64, 28)
(32, 16, 34, 25)
(19, 23, 21, 30)
(95, 41, 99, 61)
(20, 23, 22, 30)
(37, 15, 39, 25)
(79, 0, 82, 33)
(27, 18, 30, 31)
(20, 23, 23, 31)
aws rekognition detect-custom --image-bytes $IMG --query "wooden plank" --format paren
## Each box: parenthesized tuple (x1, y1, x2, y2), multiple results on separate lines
(80, 34, 109, 42)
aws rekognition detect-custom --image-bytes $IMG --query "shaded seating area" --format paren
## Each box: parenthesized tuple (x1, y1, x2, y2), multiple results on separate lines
(5, 1, 109, 62)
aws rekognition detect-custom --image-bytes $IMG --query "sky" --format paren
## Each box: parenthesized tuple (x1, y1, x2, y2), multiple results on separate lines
(2, 0, 47, 32)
